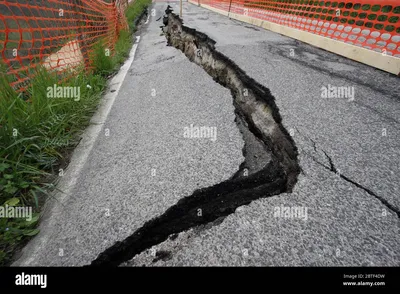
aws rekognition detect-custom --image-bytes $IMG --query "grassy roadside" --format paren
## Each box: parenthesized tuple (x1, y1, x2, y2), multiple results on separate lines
(0, 0, 151, 266)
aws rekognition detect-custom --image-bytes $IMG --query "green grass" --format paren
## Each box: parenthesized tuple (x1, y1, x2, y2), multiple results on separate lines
(126, 0, 152, 32)
(114, 29, 134, 65)
(0, 63, 107, 265)
(90, 28, 134, 76)
(0, 0, 151, 266)
(91, 40, 115, 76)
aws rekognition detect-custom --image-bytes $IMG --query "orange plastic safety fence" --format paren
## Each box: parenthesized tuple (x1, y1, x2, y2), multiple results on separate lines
(197, 0, 400, 58)
(0, 0, 129, 91)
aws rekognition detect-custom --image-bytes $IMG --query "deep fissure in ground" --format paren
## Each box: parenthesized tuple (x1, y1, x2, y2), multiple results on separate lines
(89, 8, 300, 266)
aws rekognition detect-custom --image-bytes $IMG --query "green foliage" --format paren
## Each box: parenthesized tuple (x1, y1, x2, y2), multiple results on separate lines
(0, 0, 149, 267)
(90, 29, 132, 76)
(126, 0, 152, 31)
(113, 29, 133, 66)
(0, 210, 40, 266)
(91, 40, 114, 76)
(0, 63, 106, 265)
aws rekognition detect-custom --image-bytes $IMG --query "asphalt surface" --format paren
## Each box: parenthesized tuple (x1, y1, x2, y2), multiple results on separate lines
(14, 4, 243, 266)
(14, 2, 400, 266)
(126, 2, 400, 266)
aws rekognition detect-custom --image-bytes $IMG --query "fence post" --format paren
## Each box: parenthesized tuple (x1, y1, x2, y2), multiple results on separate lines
(228, 0, 233, 18)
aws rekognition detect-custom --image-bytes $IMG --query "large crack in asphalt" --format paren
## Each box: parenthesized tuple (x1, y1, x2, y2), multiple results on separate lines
(89, 8, 300, 266)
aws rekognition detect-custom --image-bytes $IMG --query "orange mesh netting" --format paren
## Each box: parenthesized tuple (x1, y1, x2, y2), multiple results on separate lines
(194, 0, 400, 58)
(0, 0, 129, 91)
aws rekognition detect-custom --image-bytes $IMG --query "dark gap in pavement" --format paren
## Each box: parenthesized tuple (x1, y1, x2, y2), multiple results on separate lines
(89, 7, 300, 266)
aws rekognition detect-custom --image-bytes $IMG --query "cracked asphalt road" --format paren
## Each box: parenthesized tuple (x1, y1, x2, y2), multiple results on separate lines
(125, 2, 400, 266)
(14, 4, 244, 266)
(14, 2, 400, 266)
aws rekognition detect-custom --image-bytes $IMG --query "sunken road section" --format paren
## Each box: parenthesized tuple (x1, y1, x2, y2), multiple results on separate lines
(89, 7, 300, 266)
